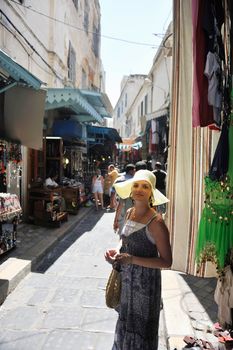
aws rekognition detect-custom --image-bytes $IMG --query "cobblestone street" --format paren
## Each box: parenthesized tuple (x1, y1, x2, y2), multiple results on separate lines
(0, 210, 168, 350)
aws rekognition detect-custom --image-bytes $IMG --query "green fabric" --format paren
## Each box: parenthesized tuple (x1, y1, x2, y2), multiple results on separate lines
(195, 115, 233, 272)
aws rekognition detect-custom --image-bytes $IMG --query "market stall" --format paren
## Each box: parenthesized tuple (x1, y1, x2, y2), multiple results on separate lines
(0, 193, 22, 256)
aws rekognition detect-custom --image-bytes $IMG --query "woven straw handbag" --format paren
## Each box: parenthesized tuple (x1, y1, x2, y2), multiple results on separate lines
(105, 267, 121, 309)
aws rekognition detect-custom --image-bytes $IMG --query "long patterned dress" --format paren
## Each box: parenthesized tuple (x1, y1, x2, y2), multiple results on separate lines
(112, 215, 161, 350)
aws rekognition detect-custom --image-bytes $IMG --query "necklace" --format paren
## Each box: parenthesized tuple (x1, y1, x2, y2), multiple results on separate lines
(130, 207, 150, 222)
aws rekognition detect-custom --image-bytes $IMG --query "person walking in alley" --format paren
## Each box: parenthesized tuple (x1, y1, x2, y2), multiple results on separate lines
(92, 169, 104, 210)
(107, 164, 119, 210)
(135, 160, 147, 171)
(113, 163, 136, 235)
(152, 161, 167, 214)
(152, 162, 167, 195)
(105, 169, 172, 350)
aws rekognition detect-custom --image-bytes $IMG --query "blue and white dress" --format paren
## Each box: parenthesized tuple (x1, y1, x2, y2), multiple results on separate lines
(112, 214, 161, 350)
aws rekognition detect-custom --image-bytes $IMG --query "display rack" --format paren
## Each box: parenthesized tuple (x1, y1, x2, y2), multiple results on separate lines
(0, 194, 22, 256)
(29, 187, 68, 227)
(62, 187, 80, 214)
(45, 137, 63, 181)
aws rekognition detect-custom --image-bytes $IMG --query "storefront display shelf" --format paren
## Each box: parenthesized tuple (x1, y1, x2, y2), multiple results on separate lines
(0, 213, 21, 257)
(29, 187, 68, 227)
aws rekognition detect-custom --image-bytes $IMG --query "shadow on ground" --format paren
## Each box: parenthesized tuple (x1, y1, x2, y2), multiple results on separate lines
(34, 209, 105, 273)
(180, 273, 218, 323)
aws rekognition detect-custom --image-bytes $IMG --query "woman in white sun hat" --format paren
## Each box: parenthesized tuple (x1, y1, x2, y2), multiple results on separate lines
(105, 169, 172, 350)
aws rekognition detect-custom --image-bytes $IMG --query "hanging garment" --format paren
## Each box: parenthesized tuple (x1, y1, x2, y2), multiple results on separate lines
(149, 120, 156, 153)
(204, 51, 222, 126)
(209, 121, 229, 181)
(192, 0, 214, 127)
(202, 0, 225, 60)
(151, 119, 158, 145)
(195, 115, 233, 271)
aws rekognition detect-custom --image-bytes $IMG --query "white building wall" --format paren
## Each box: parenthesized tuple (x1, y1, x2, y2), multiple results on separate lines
(126, 82, 152, 139)
(113, 75, 146, 138)
(1, 0, 102, 89)
(0, 0, 103, 213)
(150, 55, 172, 113)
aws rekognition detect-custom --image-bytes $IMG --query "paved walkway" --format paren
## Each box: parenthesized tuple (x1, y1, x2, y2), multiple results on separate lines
(0, 207, 220, 349)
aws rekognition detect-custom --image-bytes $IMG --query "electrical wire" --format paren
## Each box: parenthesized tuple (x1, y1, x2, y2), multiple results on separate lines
(0, 21, 56, 79)
(7, 0, 166, 48)
(0, 9, 64, 82)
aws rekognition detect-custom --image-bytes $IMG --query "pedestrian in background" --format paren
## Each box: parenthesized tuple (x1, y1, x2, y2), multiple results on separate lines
(152, 162, 167, 214)
(135, 160, 147, 171)
(113, 163, 135, 235)
(92, 169, 104, 211)
(105, 169, 172, 350)
(152, 162, 167, 196)
(107, 164, 119, 210)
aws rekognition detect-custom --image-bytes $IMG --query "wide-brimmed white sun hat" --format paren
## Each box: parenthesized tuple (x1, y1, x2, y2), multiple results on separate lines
(114, 169, 169, 206)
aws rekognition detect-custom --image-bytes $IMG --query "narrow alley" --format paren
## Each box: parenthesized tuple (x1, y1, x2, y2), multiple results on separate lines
(0, 209, 167, 350)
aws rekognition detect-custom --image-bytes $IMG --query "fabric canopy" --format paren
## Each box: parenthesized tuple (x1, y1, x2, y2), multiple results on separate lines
(87, 125, 122, 143)
(3, 85, 46, 150)
(0, 49, 43, 91)
(45, 88, 107, 123)
(80, 89, 113, 118)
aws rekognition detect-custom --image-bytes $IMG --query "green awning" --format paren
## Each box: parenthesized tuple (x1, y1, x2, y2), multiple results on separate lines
(80, 89, 113, 118)
(45, 88, 103, 123)
(87, 125, 122, 143)
(0, 49, 43, 91)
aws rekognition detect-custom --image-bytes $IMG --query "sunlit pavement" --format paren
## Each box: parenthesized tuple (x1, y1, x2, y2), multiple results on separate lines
(0, 208, 218, 350)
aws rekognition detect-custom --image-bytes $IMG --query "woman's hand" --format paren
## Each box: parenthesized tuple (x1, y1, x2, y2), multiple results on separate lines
(104, 249, 118, 264)
(115, 253, 133, 265)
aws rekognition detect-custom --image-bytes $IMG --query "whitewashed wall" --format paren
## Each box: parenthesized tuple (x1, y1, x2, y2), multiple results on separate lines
(113, 75, 146, 138)
(0, 0, 101, 89)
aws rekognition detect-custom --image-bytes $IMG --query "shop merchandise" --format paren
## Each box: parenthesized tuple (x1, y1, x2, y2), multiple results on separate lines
(0, 192, 22, 256)
(195, 115, 233, 273)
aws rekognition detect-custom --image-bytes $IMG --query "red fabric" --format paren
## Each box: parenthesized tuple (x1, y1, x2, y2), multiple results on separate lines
(149, 128, 156, 154)
(192, 0, 214, 127)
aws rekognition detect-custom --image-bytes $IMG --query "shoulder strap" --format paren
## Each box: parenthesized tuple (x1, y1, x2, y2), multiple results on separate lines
(146, 213, 157, 226)
(125, 207, 133, 221)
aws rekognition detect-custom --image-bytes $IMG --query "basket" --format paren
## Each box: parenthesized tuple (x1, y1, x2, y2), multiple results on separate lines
(105, 268, 121, 309)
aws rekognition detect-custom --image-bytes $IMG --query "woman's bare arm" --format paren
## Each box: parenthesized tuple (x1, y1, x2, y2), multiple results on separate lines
(115, 217, 172, 269)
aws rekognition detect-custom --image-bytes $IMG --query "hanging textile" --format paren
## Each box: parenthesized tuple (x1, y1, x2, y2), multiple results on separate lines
(192, 0, 214, 127)
(209, 121, 229, 180)
(195, 115, 233, 272)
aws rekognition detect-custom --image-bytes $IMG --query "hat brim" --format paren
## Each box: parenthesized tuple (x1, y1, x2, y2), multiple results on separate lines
(114, 178, 169, 206)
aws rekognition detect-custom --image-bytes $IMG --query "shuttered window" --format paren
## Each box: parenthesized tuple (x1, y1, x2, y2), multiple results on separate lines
(67, 42, 76, 84)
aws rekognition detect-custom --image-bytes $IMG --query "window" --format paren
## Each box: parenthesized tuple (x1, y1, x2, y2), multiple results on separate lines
(82, 69, 87, 88)
(121, 101, 123, 113)
(125, 93, 127, 107)
(140, 101, 144, 116)
(92, 23, 100, 57)
(72, 0, 78, 9)
(144, 94, 148, 114)
(67, 42, 76, 84)
(84, 0, 89, 33)
(117, 107, 120, 118)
